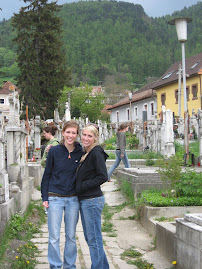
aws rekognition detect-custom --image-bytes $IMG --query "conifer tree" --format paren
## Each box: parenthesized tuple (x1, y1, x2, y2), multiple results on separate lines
(12, 0, 71, 119)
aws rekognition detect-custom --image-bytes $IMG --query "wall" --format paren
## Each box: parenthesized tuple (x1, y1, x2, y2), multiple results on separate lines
(156, 75, 201, 117)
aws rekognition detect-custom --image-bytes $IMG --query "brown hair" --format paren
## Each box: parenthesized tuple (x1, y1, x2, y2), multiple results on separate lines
(61, 120, 80, 144)
(43, 126, 58, 136)
(118, 122, 129, 131)
(62, 120, 80, 134)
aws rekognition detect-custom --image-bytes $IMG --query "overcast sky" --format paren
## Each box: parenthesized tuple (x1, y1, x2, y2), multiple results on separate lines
(0, 0, 201, 21)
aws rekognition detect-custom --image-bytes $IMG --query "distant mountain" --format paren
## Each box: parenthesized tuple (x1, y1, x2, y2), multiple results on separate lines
(0, 0, 202, 103)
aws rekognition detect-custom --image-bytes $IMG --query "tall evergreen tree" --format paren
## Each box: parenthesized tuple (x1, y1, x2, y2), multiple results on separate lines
(12, 0, 71, 119)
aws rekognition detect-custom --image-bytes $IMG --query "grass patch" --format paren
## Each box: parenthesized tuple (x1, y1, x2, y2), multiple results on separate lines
(121, 247, 155, 269)
(121, 247, 142, 258)
(155, 216, 175, 222)
(0, 201, 46, 268)
(120, 179, 135, 206)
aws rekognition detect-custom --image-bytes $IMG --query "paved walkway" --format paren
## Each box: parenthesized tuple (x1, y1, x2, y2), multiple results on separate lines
(31, 179, 172, 269)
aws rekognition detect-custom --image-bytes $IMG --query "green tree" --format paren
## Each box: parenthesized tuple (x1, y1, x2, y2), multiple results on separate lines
(59, 83, 105, 122)
(12, 0, 71, 119)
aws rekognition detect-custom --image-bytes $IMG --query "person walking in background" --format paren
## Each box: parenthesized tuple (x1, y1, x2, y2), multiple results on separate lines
(76, 124, 109, 269)
(41, 120, 83, 269)
(108, 122, 130, 181)
(41, 125, 60, 167)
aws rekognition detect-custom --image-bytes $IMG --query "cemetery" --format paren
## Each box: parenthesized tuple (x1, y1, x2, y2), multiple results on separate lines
(0, 83, 201, 269)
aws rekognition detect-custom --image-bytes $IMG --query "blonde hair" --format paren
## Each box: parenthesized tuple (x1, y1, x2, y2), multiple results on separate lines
(80, 125, 99, 162)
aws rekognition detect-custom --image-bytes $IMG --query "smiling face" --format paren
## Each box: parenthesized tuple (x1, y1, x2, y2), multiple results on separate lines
(82, 129, 96, 151)
(62, 127, 78, 147)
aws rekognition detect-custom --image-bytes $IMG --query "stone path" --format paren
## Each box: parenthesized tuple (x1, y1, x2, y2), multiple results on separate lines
(31, 179, 172, 269)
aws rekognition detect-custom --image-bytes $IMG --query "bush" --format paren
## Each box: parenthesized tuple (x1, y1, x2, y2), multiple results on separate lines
(125, 133, 139, 149)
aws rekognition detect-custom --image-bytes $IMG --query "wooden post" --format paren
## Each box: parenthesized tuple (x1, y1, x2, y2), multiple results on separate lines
(26, 106, 28, 162)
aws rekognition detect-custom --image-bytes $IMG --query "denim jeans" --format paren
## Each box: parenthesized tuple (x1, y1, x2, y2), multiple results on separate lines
(108, 149, 130, 180)
(80, 196, 109, 269)
(47, 196, 79, 269)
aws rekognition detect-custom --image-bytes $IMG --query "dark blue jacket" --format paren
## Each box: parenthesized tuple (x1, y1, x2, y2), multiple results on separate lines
(41, 142, 83, 202)
(76, 145, 108, 200)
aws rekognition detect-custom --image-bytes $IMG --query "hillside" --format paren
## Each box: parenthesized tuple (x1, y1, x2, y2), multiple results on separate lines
(0, 1, 202, 103)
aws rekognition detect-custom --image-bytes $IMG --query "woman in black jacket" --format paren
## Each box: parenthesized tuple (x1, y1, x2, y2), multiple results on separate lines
(76, 124, 109, 269)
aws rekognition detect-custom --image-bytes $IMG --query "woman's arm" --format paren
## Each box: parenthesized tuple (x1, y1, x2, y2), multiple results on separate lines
(41, 149, 53, 202)
(79, 151, 108, 192)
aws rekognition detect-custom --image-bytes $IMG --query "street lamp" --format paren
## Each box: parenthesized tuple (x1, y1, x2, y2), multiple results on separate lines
(128, 92, 133, 134)
(168, 17, 192, 158)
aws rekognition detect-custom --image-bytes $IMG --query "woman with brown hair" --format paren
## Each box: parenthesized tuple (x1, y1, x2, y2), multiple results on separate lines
(108, 122, 130, 181)
(41, 125, 60, 167)
(41, 120, 83, 269)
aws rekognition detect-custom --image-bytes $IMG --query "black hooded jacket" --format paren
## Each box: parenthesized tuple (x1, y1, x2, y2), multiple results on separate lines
(76, 145, 109, 200)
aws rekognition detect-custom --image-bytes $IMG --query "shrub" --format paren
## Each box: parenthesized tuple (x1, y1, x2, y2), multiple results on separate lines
(156, 155, 182, 196)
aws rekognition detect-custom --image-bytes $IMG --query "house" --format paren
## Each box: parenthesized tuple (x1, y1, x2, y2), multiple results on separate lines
(106, 81, 157, 126)
(0, 81, 20, 120)
(153, 53, 202, 118)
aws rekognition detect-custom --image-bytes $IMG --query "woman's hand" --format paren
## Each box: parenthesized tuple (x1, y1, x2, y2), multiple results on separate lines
(42, 201, 49, 208)
(121, 154, 124, 158)
(46, 144, 53, 152)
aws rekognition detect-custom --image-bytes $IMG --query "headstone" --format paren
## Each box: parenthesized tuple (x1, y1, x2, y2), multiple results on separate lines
(65, 102, 71, 121)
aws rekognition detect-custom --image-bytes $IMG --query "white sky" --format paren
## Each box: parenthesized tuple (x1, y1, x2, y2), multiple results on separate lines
(0, 0, 201, 21)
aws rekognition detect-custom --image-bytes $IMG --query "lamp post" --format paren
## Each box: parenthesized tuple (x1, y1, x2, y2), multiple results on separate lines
(168, 17, 192, 158)
(128, 92, 133, 134)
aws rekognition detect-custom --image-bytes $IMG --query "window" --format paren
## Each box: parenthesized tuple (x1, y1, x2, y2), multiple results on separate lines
(162, 71, 174, 80)
(190, 62, 199, 69)
(161, 93, 166, 106)
(0, 99, 4, 104)
(127, 108, 130, 120)
(144, 104, 147, 111)
(116, 111, 119, 123)
(192, 84, 198, 99)
(135, 107, 138, 116)
(175, 90, 178, 103)
(186, 86, 190, 101)
(151, 103, 154, 115)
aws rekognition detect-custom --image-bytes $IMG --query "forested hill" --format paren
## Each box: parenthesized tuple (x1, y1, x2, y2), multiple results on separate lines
(0, 1, 202, 99)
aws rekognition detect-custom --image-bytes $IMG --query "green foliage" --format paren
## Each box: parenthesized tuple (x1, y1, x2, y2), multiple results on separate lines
(106, 153, 116, 159)
(139, 189, 202, 207)
(121, 247, 155, 268)
(175, 141, 199, 160)
(59, 83, 105, 121)
(156, 155, 182, 194)
(1, 1, 202, 103)
(125, 133, 139, 149)
(12, 242, 39, 269)
(127, 151, 163, 160)
(120, 179, 135, 205)
(0, 201, 46, 267)
(12, 0, 71, 119)
(176, 170, 202, 197)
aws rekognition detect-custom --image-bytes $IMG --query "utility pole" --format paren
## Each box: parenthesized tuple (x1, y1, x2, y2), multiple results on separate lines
(178, 63, 182, 117)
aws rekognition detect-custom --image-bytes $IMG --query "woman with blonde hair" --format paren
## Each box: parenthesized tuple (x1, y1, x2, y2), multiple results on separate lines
(76, 124, 109, 269)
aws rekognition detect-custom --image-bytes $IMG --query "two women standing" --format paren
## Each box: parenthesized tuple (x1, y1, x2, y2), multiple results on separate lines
(41, 121, 109, 269)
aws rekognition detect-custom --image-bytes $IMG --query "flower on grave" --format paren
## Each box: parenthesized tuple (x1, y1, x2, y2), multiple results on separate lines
(15, 256, 19, 259)
(26, 261, 30, 264)
(172, 261, 177, 265)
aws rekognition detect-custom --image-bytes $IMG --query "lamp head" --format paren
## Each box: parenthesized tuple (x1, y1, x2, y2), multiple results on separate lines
(168, 17, 192, 42)
(128, 92, 132, 100)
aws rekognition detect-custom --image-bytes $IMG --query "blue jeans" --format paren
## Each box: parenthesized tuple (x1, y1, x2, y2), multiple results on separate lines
(108, 149, 130, 180)
(80, 196, 109, 269)
(47, 196, 79, 269)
